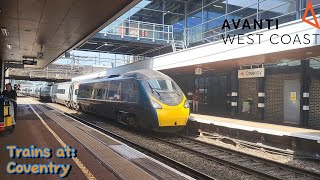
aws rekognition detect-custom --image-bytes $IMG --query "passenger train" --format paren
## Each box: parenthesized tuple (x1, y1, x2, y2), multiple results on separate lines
(24, 69, 190, 132)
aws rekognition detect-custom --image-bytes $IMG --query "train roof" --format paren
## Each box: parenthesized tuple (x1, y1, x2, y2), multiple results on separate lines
(121, 69, 169, 80)
(77, 69, 171, 84)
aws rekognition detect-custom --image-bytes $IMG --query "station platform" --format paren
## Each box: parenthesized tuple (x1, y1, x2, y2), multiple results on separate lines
(188, 114, 320, 154)
(0, 97, 192, 180)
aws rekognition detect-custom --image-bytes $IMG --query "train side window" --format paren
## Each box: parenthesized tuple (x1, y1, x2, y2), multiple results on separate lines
(93, 89, 104, 100)
(116, 82, 122, 101)
(57, 89, 65, 94)
(108, 81, 119, 100)
(121, 80, 130, 102)
(78, 84, 92, 98)
(104, 81, 110, 100)
(132, 81, 138, 102)
(123, 79, 137, 103)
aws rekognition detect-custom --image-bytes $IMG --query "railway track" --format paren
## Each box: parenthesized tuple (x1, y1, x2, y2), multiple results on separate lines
(41, 100, 320, 180)
(152, 135, 320, 180)
(63, 112, 216, 180)
(64, 110, 320, 180)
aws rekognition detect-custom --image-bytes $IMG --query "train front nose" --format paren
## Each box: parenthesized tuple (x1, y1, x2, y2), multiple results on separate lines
(156, 107, 190, 127)
(152, 96, 190, 128)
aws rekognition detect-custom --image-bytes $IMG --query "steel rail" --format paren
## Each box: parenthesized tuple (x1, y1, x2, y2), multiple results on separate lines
(153, 135, 320, 180)
(63, 112, 216, 180)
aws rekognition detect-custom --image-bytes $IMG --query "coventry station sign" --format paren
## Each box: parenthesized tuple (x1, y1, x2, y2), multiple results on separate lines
(238, 68, 265, 78)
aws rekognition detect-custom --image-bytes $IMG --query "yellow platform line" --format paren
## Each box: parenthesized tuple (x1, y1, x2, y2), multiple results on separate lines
(24, 98, 97, 180)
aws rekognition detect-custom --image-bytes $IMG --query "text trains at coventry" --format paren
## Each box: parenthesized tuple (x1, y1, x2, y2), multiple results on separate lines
(21, 70, 190, 132)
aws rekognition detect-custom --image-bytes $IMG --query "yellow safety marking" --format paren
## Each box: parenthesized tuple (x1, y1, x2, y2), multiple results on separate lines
(24, 98, 96, 180)
(149, 95, 190, 127)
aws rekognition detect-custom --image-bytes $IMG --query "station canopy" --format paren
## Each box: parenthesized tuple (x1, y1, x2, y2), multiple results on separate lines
(0, 0, 138, 69)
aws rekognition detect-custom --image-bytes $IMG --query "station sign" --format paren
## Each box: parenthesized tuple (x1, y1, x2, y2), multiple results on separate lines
(23, 60, 37, 65)
(238, 68, 264, 78)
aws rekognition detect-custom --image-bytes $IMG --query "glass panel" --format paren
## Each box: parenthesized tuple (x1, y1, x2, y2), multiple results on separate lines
(203, 1, 226, 22)
(302, 0, 320, 16)
(107, 81, 120, 101)
(148, 79, 178, 91)
(78, 84, 93, 99)
(165, 0, 185, 14)
(135, 0, 162, 11)
(310, 59, 320, 69)
(204, 0, 218, 7)
(187, 9, 203, 28)
(93, 89, 104, 99)
(259, 0, 297, 25)
(130, 8, 163, 24)
(121, 79, 138, 102)
(188, 0, 203, 14)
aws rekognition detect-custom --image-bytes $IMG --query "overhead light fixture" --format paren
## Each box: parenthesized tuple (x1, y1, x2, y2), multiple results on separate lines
(7, 44, 12, 49)
(212, 5, 223, 8)
(86, 41, 98, 45)
(1, 28, 9, 36)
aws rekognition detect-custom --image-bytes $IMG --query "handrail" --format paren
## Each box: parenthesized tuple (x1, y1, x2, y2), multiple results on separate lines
(102, 19, 174, 43)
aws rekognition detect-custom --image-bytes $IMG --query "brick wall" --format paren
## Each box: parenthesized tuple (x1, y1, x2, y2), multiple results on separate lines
(309, 79, 320, 129)
(264, 73, 301, 123)
(238, 78, 259, 120)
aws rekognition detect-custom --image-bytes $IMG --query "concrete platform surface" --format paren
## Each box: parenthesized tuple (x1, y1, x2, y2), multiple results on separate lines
(190, 113, 320, 143)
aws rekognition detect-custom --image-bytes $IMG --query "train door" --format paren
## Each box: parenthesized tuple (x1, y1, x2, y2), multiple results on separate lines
(68, 83, 74, 104)
(72, 83, 79, 108)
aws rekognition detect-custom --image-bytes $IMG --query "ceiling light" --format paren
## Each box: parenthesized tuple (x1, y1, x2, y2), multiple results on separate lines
(7, 44, 12, 49)
(1, 28, 9, 36)
(212, 5, 223, 8)
(86, 42, 98, 45)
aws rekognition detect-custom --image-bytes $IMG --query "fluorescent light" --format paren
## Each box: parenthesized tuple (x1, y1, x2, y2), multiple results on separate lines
(212, 5, 223, 8)
(86, 42, 98, 45)
(1, 28, 8, 36)
(7, 44, 12, 49)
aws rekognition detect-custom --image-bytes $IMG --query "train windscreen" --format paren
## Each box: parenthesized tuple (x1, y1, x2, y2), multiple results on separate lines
(146, 79, 184, 106)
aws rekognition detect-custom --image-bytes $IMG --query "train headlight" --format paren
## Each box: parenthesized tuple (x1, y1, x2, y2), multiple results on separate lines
(184, 100, 190, 108)
(151, 100, 162, 109)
